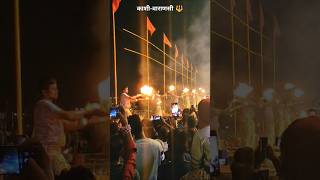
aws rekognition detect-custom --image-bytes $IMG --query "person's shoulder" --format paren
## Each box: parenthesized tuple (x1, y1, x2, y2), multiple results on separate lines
(146, 138, 163, 149)
(35, 99, 50, 108)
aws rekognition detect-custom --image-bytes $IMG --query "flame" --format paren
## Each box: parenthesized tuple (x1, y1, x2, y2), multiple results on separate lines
(141, 85, 154, 96)
(169, 85, 175, 91)
(183, 88, 190, 93)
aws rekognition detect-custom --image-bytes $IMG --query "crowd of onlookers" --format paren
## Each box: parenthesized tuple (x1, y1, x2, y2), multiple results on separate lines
(111, 100, 320, 180)
(111, 99, 212, 180)
(3, 101, 320, 180)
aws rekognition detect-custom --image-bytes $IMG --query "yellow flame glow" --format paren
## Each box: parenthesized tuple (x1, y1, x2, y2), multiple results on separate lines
(183, 88, 190, 93)
(169, 85, 175, 91)
(141, 85, 154, 96)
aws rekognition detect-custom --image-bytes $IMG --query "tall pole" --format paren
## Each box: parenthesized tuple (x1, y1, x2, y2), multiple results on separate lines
(112, 10, 118, 104)
(187, 60, 189, 88)
(14, 0, 23, 135)
(163, 41, 166, 112)
(181, 54, 184, 89)
(246, 0, 251, 85)
(174, 55, 177, 90)
(230, 0, 236, 137)
(273, 34, 276, 89)
(260, 32, 264, 89)
(146, 23, 150, 118)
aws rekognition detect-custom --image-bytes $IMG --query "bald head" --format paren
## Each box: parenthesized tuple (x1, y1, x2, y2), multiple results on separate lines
(197, 99, 210, 129)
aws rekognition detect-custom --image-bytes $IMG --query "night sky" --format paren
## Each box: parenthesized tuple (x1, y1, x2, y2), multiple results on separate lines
(1, 0, 110, 115)
(1, 0, 320, 116)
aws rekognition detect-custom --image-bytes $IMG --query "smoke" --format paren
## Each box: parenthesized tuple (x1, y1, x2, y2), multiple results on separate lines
(278, 0, 320, 105)
(176, 1, 210, 92)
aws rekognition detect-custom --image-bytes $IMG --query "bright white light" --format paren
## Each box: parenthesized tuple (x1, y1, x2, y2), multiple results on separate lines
(294, 88, 304, 98)
(263, 88, 275, 101)
(284, 83, 295, 90)
(169, 85, 175, 91)
(183, 88, 190, 93)
(233, 83, 253, 98)
(192, 89, 196, 94)
(141, 85, 154, 96)
(201, 89, 206, 93)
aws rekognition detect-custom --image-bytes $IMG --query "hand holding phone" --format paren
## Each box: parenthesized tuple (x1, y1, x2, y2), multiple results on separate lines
(109, 107, 120, 119)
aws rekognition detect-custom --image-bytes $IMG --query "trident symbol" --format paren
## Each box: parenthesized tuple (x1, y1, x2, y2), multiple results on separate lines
(176, 5, 183, 12)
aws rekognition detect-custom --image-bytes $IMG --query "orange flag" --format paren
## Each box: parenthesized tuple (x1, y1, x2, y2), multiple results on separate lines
(175, 45, 179, 58)
(147, 17, 156, 36)
(259, 0, 265, 32)
(112, 0, 122, 14)
(163, 33, 172, 48)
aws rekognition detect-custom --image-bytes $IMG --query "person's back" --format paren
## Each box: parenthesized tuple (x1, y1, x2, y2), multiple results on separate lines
(129, 114, 162, 180)
(136, 138, 162, 180)
(281, 115, 320, 180)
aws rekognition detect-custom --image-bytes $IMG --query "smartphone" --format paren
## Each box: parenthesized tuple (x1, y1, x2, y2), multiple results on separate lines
(151, 115, 161, 121)
(209, 131, 220, 176)
(171, 103, 180, 117)
(0, 146, 29, 175)
(109, 107, 120, 119)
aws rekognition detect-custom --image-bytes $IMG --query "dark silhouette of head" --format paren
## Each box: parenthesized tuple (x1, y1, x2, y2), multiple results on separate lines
(128, 114, 143, 140)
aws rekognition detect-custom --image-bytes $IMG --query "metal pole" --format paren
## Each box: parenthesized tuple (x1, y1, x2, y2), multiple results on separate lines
(14, 0, 23, 135)
(181, 54, 184, 89)
(175, 56, 177, 90)
(246, 0, 251, 85)
(273, 34, 276, 89)
(230, 0, 236, 137)
(112, 11, 118, 104)
(260, 32, 264, 89)
(163, 41, 166, 112)
(146, 22, 150, 118)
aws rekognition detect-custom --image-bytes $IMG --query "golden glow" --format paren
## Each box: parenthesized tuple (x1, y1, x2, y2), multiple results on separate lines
(183, 88, 190, 93)
(169, 85, 175, 91)
(141, 85, 154, 96)
(192, 89, 196, 94)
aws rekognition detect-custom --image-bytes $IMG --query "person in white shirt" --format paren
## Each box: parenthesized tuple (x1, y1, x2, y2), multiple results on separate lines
(120, 86, 140, 117)
(128, 114, 163, 180)
(191, 99, 211, 170)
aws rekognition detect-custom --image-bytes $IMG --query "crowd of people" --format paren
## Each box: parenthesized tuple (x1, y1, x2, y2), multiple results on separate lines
(111, 99, 212, 180)
(2, 78, 320, 180)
